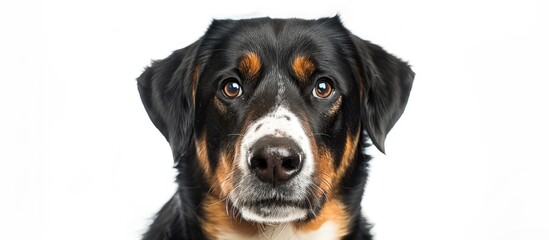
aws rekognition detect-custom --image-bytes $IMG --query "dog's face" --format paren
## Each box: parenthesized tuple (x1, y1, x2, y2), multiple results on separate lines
(193, 18, 366, 223)
(138, 16, 413, 231)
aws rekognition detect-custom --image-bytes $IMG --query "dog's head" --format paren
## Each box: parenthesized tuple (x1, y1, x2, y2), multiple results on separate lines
(138, 16, 413, 229)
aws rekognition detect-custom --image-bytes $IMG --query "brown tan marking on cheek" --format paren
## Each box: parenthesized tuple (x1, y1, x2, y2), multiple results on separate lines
(327, 96, 343, 117)
(297, 111, 350, 237)
(334, 129, 361, 186)
(216, 112, 255, 197)
(292, 55, 316, 82)
(202, 136, 263, 239)
(201, 195, 259, 239)
(293, 198, 350, 237)
(213, 96, 227, 115)
(297, 111, 336, 197)
(238, 52, 261, 79)
(315, 144, 336, 196)
(195, 131, 211, 176)
(212, 144, 236, 197)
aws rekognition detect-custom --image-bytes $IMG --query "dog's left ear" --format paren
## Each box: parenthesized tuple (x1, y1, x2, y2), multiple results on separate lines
(352, 36, 415, 153)
(137, 41, 200, 164)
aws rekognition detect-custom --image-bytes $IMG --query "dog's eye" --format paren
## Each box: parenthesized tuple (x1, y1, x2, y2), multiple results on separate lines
(222, 79, 242, 98)
(313, 78, 334, 99)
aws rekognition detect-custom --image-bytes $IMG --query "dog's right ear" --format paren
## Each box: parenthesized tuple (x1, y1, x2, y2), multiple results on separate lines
(137, 41, 201, 163)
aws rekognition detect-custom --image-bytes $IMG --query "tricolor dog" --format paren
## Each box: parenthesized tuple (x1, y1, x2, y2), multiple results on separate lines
(137, 16, 414, 240)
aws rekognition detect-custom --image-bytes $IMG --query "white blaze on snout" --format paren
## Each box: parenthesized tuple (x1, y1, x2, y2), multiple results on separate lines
(238, 106, 314, 179)
(236, 106, 315, 223)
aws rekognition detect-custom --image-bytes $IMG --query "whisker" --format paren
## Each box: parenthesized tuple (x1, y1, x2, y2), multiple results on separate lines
(226, 133, 243, 137)
(312, 182, 329, 201)
(274, 222, 289, 240)
(259, 223, 269, 239)
(218, 170, 237, 193)
(310, 132, 332, 137)
(318, 174, 334, 190)
(196, 185, 217, 209)
(196, 170, 237, 209)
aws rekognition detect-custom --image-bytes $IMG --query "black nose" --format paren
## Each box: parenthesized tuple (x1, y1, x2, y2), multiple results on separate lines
(248, 137, 304, 186)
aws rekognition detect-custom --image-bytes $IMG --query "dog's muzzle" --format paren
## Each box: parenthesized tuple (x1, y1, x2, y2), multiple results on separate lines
(233, 106, 315, 223)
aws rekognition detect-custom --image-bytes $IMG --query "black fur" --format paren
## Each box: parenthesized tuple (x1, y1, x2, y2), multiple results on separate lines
(137, 16, 414, 239)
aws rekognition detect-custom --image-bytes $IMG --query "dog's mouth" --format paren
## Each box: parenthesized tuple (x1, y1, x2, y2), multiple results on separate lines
(243, 199, 308, 211)
(236, 199, 310, 223)
(227, 180, 326, 223)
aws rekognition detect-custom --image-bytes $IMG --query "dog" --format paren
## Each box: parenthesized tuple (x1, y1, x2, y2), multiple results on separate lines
(137, 16, 414, 240)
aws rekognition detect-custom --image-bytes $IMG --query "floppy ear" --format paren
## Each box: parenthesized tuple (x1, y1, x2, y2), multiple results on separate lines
(352, 36, 415, 153)
(137, 41, 200, 164)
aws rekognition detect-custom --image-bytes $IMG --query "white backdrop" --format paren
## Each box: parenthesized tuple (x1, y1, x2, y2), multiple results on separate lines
(1, 0, 548, 239)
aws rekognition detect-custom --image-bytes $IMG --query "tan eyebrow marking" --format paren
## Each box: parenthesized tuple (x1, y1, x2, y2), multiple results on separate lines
(238, 52, 261, 78)
(292, 55, 316, 81)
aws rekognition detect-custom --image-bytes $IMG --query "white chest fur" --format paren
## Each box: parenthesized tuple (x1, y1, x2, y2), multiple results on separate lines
(217, 221, 340, 240)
